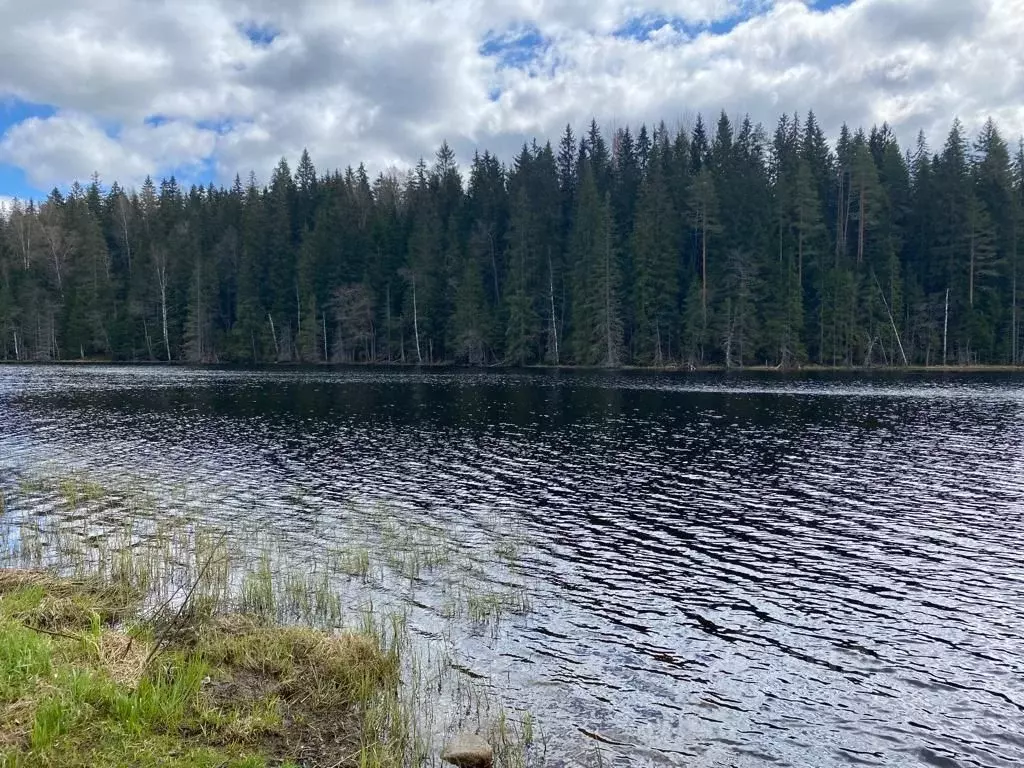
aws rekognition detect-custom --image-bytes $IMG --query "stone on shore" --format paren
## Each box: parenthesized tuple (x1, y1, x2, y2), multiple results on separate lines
(441, 733, 494, 768)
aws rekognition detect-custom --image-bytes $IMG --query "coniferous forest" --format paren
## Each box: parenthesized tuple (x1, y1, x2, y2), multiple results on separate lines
(1, 112, 1023, 368)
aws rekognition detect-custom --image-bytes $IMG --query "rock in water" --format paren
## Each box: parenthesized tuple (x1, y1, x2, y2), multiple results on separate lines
(441, 733, 494, 768)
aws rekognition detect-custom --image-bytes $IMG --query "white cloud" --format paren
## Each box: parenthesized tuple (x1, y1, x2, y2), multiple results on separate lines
(0, 0, 1022, 193)
(0, 112, 217, 190)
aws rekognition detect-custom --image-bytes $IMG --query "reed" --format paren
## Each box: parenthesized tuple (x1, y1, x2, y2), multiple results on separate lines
(0, 469, 539, 768)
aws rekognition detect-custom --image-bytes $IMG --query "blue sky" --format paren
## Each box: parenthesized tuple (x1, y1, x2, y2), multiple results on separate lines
(0, 0, 1018, 203)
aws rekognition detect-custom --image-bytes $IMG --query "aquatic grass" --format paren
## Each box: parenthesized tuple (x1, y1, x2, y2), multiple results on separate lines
(494, 539, 520, 564)
(16, 477, 48, 495)
(56, 477, 108, 510)
(332, 546, 372, 580)
(240, 558, 275, 620)
(0, 470, 539, 767)
(465, 588, 532, 627)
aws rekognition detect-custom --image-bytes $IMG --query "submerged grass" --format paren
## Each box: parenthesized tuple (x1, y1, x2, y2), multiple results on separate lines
(0, 471, 539, 768)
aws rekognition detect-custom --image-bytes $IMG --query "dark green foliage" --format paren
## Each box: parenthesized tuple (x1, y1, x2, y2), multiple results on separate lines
(2, 113, 1023, 368)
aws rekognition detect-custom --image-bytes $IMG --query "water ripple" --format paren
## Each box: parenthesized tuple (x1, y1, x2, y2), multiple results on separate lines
(2, 364, 1024, 766)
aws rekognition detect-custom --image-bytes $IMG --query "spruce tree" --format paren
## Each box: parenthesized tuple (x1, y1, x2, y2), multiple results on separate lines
(631, 140, 677, 364)
(504, 187, 539, 365)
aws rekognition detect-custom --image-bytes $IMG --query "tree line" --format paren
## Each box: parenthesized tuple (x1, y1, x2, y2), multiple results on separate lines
(1, 111, 1022, 367)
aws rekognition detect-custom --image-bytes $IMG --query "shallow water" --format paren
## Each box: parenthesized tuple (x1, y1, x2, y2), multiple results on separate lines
(2, 364, 1024, 767)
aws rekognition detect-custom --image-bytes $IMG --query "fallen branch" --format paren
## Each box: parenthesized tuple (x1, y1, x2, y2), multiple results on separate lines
(143, 533, 227, 670)
(21, 623, 83, 642)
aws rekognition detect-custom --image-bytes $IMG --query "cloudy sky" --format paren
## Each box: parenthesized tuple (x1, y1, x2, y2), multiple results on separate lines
(0, 0, 1021, 204)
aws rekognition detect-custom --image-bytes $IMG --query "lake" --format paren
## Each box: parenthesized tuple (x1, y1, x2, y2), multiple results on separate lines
(1, 365, 1023, 767)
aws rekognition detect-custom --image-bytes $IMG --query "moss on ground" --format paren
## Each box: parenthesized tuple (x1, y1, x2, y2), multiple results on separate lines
(0, 569, 400, 768)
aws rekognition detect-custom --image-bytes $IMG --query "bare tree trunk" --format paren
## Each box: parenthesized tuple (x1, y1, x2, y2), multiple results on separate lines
(119, 199, 132, 277)
(143, 316, 154, 360)
(17, 214, 32, 271)
(386, 284, 392, 363)
(412, 277, 422, 364)
(969, 225, 976, 308)
(322, 312, 328, 362)
(548, 249, 559, 365)
(857, 184, 866, 265)
(268, 313, 279, 359)
(843, 172, 852, 258)
(12, 331, 19, 361)
(157, 263, 171, 362)
(798, 218, 804, 284)
(1013, 260, 1018, 365)
(873, 271, 908, 365)
(943, 287, 950, 366)
(490, 232, 500, 302)
(605, 216, 615, 366)
(819, 283, 825, 366)
(47, 237, 65, 296)
(51, 311, 59, 360)
(835, 171, 843, 268)
(723, 307, 733, 369)
(370, 316, 376, 362)
(701, 205, 708, 325)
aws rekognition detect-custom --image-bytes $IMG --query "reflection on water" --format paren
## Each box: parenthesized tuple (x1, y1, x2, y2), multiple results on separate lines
(2, 365, 1024, 767)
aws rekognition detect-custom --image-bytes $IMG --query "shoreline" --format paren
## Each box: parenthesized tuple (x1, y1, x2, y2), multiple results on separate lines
(0, 472, 536, 768)
(1, 359, 1023, 374)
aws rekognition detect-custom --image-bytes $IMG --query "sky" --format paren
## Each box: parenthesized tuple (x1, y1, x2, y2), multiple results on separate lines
(0, 0, 1022, 204)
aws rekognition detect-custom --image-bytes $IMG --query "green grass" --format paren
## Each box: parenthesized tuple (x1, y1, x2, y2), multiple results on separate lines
(466, 589, 532, 626)
(56, 478, 108, 509)
(0, 571, 401, 768)
(240, 559, 275, 620)
(333, 546, 372, 579)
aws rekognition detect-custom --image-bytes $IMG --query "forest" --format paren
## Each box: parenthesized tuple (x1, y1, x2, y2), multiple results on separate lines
(1, 111, 1022, 368)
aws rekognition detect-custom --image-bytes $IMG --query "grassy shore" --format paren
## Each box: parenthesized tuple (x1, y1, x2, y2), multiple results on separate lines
(0, 570, 407, 767)
(0, 473, 537, 768)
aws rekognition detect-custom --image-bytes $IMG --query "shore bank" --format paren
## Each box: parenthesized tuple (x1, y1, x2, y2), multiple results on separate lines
(0, 569, 407, 768)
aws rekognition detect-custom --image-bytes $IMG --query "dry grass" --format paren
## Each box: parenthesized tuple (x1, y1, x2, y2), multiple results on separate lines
(197, 616, 402, 767)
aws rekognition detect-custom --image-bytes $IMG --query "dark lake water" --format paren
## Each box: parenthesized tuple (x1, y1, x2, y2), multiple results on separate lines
(2, 365, 1024, 767)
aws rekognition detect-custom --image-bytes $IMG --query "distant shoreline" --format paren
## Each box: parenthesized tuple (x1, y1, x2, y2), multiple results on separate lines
(2, 359, 1023, 374)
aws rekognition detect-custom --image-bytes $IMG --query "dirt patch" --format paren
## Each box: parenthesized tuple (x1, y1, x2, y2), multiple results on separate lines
(202, 642, 376, 767)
